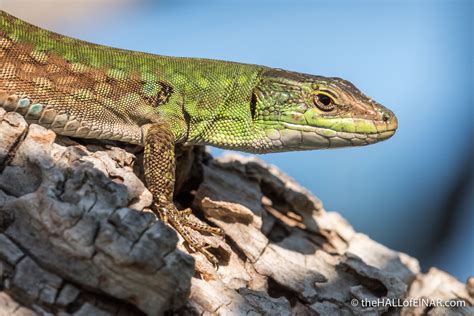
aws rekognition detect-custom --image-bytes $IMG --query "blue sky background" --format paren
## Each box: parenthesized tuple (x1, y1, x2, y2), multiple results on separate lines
(3, 0, 472, 280)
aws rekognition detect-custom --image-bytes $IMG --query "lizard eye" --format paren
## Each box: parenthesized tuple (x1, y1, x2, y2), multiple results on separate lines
(313, 93, 335, 111)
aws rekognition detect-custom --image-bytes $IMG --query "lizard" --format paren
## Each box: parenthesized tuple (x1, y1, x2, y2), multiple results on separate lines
(0, 11, 397, 265)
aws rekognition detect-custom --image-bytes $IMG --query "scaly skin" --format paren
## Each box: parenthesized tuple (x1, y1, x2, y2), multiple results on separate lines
(0, 11, 397, 264)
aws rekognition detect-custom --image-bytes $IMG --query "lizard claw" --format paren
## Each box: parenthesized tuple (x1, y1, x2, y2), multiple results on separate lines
(155, 204, 224, 266)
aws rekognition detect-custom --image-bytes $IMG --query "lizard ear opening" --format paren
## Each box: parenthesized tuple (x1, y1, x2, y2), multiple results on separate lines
(250, 93, 257, 120)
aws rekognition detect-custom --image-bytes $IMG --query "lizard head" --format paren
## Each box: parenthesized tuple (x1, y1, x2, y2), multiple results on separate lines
(251, 68, 398, 152)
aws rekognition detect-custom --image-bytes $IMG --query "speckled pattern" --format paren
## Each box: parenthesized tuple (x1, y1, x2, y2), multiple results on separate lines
(0, 11, 263, 147)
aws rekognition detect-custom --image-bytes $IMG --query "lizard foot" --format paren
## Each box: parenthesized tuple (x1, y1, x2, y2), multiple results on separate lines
(177, 208, 225, 236)
(156, 204, 224, 266)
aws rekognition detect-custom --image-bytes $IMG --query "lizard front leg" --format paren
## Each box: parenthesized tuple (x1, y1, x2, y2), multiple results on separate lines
(143, 122, 223, 265)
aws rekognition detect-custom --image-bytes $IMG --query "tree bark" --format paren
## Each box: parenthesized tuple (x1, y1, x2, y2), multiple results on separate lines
(0, 109, 472, 315)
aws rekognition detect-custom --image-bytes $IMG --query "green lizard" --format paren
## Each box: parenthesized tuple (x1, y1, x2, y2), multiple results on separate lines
(0, 11, 397, 264)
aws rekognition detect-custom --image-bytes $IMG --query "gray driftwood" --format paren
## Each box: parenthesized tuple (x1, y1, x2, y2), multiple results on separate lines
(0, 109, 472, 315)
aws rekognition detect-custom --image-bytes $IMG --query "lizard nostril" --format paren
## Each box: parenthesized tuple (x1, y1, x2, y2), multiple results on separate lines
(382, 112, 390, 122)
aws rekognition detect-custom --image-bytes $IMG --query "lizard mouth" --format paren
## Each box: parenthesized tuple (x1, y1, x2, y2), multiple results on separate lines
(264, 119, 397, 150)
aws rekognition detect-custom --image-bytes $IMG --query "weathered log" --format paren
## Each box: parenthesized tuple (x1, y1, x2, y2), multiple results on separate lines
(0, 109, 472, 315)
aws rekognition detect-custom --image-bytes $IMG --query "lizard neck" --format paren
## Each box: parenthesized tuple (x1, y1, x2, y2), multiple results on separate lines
(181, 61, 266, 149)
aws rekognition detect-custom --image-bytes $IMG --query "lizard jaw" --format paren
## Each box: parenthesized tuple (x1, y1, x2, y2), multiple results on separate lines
(263, 121, 397, 151)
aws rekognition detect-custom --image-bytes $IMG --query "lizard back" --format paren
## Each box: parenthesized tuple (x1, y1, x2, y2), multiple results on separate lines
(0, 11, 263, 144)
